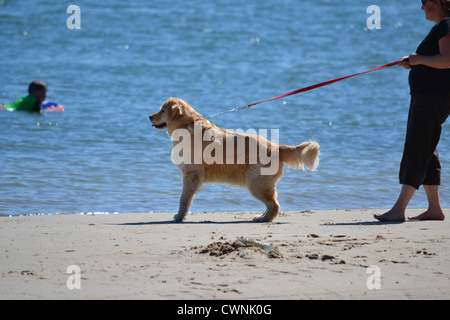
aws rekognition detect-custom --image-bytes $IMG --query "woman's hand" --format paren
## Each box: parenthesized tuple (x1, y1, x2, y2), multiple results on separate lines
(399, 56, 412, 69)
(399, 53, 423, 69)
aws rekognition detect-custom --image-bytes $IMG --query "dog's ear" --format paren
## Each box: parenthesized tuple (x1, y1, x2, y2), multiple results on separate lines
(178, 103, 185, 116)
(169, 103, 184, 118)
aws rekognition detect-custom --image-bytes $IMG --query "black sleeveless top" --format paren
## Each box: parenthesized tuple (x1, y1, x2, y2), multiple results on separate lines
(409, 17, 450, 94)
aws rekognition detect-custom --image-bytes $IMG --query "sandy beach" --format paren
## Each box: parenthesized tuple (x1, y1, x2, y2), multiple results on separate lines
(1, 209, 449, 300)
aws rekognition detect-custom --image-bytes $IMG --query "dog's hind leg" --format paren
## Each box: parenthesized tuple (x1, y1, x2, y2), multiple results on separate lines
(248, 178, 280, 222)
(253, 189, 280, 222)
(174, 171, 202, 222)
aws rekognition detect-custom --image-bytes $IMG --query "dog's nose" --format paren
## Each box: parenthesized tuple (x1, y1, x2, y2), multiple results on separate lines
(149, 115, 153, 122)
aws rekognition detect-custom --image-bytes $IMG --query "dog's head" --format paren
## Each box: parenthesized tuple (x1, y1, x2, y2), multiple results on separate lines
(149, 98, 203, 133)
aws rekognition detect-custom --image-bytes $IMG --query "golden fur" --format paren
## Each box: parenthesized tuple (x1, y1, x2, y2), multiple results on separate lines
(150, 97, 319, 222)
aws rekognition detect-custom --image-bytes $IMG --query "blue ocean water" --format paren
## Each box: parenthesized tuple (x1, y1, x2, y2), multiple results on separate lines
(1, 0, 449, 216)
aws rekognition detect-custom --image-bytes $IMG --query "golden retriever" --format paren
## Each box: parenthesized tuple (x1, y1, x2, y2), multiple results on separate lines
(149, 97, 319, 222)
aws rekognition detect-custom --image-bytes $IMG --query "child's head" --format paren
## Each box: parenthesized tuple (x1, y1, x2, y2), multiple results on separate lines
(28, 80, 47, 103)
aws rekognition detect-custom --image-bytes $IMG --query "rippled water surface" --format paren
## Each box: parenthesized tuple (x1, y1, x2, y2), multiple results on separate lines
(1, 0, 449, 216)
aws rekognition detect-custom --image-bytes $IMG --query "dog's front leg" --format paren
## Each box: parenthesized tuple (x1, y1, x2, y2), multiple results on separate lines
(174, 171, 202, 222)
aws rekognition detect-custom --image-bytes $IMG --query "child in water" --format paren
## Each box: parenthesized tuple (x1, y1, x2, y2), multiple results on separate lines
(0, 81, 47, 113)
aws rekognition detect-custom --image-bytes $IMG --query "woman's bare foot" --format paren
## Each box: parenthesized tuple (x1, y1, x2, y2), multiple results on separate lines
(374, 209, 405, 222)
(375, 185, 415, 222)
(408, 209, 445, 221)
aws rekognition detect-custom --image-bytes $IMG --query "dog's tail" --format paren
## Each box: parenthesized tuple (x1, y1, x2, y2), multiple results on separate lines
(279, 141, 320, 171)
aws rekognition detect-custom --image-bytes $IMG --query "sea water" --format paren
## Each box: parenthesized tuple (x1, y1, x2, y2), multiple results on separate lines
(1, 0, 449, 216)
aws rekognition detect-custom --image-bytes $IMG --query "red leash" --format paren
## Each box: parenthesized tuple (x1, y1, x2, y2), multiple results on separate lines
(205, 60, 402, 119)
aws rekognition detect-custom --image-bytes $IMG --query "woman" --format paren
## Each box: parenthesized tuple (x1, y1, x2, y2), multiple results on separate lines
(375, 0, 450, 221)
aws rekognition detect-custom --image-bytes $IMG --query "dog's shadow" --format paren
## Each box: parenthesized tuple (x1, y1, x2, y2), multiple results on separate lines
(117, 220, 289, 226)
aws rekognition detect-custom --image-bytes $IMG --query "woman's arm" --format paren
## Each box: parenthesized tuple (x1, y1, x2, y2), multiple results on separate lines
(409, 34, 450, 69)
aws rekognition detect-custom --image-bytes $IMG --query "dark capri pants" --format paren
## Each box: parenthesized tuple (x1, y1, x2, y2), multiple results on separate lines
(400, 92, 450, 189)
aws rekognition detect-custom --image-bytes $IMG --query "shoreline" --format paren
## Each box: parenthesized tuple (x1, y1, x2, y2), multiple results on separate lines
(1, 209, 449, 299)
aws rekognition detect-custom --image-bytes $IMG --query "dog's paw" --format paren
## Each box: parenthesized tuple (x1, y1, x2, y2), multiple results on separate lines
(173, 213, 185, 222)
(253, 215, 271, 223)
